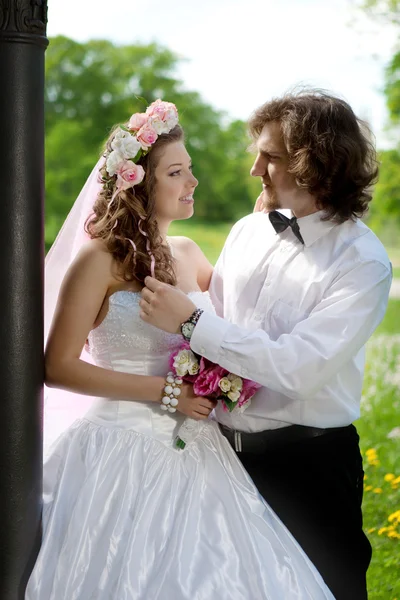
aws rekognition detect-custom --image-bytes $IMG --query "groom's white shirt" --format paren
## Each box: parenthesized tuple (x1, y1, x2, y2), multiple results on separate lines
(190, 210, 392, 432)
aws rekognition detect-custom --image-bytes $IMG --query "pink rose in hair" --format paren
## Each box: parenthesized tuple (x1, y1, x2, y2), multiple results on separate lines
(146, 100, 178, 131)
(136, 122, 158, 150)
(116, 161, 145, 191)
(146, 99, 167, 118)
(128, 113, 148, 131)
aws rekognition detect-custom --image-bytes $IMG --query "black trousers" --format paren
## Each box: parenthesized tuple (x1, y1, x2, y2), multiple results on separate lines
(229, 425, 371, 600)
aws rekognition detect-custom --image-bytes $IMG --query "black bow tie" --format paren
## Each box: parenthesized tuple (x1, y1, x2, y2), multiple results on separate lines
(268, 211, 304, 245)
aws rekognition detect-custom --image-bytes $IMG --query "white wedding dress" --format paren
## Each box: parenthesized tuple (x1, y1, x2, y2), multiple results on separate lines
(26, 291, 333, 600)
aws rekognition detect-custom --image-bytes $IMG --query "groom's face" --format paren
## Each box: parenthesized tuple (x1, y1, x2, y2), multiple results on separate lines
(250, 121, 300, 212)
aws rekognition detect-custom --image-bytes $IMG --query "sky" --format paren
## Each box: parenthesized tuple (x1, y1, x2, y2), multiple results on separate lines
(47, 0, 398, 147)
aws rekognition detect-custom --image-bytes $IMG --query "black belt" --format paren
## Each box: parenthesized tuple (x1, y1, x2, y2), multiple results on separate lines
(219, 423, 352, 453)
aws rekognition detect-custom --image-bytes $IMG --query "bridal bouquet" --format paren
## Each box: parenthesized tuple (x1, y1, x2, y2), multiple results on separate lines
(169, 342, 261, 449)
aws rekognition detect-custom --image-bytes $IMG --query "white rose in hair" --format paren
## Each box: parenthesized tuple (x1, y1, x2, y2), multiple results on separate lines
(150, 116, 170, 135)
(106, 150, 125, 176)
(112, 130, 141, 159)
(164, 110, 179, 131)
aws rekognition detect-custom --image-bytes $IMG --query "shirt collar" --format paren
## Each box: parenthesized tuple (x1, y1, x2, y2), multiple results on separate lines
(296, 210, 336, 247)
(272, 209, 336, 247)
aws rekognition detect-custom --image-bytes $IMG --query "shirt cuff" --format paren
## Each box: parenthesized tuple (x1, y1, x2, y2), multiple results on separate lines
(190, 311, 231, 363)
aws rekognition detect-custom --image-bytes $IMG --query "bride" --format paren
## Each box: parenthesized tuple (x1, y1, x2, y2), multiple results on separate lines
(26, 100, 333, 599)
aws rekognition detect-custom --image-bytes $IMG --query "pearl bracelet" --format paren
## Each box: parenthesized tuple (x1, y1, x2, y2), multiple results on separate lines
(160, 372, 182, 413)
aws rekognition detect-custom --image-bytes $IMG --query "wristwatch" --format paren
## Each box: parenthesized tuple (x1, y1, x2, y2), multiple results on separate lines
(180, 308, 204, 342)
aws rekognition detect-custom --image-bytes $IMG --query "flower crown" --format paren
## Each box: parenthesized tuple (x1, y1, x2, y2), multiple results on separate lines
(106, 99, 179, 199)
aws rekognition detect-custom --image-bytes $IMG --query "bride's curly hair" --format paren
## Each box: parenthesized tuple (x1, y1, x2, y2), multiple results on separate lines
(86, 124, 184, 286)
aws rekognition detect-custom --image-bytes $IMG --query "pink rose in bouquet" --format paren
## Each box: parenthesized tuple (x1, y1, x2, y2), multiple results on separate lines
(168, 343, 261, 449)
(240, 379, 260, 406)
(193, 361, 227, 397)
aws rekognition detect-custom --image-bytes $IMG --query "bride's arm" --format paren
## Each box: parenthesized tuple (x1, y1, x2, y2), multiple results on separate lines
(45, 241, 214, 419)
(45, 240, 164, 402)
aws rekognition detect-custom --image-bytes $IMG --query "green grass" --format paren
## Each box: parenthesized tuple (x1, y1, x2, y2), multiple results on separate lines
(169, 219, 234, 265)
(356, 300, 400, 599)
(387, 247, 400, 279)
(386, 247, 400, 266)
(374, 300, 400, 336)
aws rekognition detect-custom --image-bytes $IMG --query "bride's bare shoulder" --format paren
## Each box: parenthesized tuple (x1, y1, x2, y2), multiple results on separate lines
(169, 236, 213, 291)
(68, 239, 116, 282)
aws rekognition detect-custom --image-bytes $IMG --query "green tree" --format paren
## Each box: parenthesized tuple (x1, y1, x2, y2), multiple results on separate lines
(45, 36, 256, 247)
(358, 0, 400, 24)
(355, 1, 400, 236)
(369, 149, 400, 230)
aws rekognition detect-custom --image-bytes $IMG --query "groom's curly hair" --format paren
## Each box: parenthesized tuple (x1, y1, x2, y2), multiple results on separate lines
(248, 89, 379, 223)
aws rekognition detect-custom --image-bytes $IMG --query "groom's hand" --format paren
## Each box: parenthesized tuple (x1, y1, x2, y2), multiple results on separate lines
(140, 276, 196, 333)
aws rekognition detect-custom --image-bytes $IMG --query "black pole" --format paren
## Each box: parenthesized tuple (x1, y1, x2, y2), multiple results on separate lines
(0, 1, 48, 598)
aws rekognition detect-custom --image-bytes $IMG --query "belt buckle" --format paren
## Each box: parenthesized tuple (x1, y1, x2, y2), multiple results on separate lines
(234, 430, 242, 452)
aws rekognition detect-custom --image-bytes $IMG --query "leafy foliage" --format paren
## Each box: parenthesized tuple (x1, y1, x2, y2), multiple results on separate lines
(45, 36, 258, 248)
(359, 0, 400, 24)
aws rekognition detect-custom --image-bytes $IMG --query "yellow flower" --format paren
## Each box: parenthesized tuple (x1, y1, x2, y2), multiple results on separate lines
(387, 531, 400, 539)
(367, 528, 376, 534)
(384, 473, 396, 482)
(364, 485, 373, 491)
(388, 511, 400, 523)
(365, 448, 377, 455)
(393, 476, 400, 485)
(373, 488, 383, 494)
(363, 474, 368, 480)
(378, 527, 388, 535)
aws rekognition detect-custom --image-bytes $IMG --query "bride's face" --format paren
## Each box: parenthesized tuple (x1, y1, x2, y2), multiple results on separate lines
(153, 141, 198, 222)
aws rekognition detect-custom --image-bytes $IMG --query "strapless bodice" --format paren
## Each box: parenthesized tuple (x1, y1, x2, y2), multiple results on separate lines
(85, 290, 216, 446)
(88, 290, 214, 375)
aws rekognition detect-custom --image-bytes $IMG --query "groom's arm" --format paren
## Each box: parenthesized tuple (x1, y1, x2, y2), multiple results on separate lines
(208, 249, 225, 318)
(190, 259, 392, 401)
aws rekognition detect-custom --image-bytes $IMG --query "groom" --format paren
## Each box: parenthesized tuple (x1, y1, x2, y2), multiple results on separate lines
(140, 90, 392, 599)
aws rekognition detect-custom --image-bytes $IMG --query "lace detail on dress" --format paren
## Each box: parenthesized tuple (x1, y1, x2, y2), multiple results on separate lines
(88, 291, 183, 362)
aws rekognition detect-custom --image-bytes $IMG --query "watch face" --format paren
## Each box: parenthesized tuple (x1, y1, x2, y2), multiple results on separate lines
(182, 322, 195, 339)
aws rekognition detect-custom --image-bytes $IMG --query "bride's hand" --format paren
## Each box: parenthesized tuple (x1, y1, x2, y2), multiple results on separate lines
(178, 383, 217, 420)
(253, 192, 266, 213)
